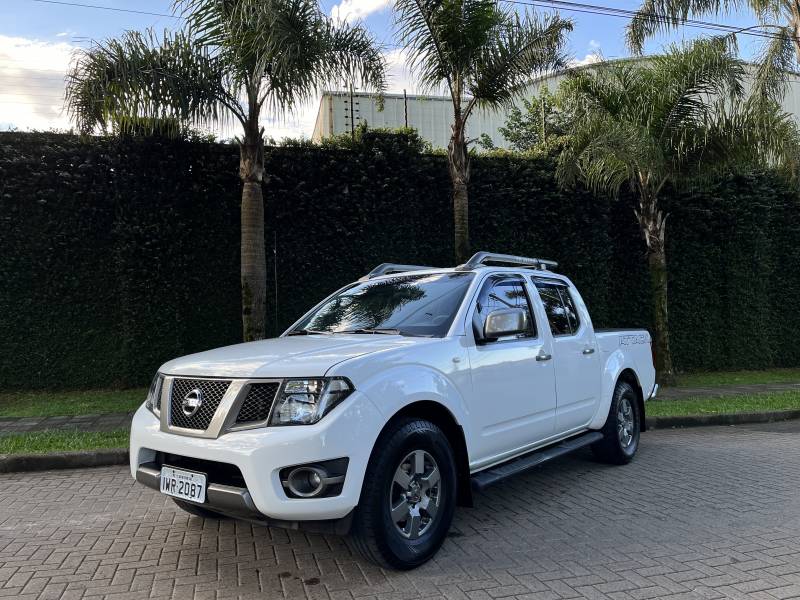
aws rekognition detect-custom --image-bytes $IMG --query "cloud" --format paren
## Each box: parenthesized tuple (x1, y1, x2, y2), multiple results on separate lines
(384, 48, 417, 93)
(0, 34, 74, 71)
(570, 52, 603, 67)
(589, 39, 600, 49)
(261, 100, 320, 142)
(382, 47, 449, 95)
(0, 35, 74, 131)
(330, 0, 391, 23)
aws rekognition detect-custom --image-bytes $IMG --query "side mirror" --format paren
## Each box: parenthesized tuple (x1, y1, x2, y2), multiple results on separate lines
(483, 308, 529, 341)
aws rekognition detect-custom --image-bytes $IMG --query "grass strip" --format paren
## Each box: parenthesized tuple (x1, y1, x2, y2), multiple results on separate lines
(0, 429, 130, 455)
(648, 390, 800, 417)
(674, 368, 800, 388)
(0, 388, 146, 418)
(1, 393, 798, 455)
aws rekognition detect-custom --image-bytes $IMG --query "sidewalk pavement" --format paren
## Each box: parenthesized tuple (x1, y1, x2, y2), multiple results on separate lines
(0, 412, 133, 436)
(655, 381, 800, 400)
(1, 382, 799, 436)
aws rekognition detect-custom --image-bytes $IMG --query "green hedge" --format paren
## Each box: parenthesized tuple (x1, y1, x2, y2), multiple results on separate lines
(1, 132, 798, 390)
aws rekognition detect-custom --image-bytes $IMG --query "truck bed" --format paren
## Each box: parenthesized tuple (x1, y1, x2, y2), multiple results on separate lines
(594, 328, 649, 334)
(594, 329, 656, 397)
(594, 328, 651, 350)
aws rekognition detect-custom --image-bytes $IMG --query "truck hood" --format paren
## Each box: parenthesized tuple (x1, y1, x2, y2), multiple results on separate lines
(159, 334, 432, 379)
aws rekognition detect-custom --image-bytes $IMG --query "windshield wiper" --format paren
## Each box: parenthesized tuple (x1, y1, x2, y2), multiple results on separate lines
(286, 329, 330, 336)
(339, 328, 403, 335)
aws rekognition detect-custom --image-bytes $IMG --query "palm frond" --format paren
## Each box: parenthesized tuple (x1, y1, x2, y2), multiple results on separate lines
(679, 97, 800, 179)
(649, 37, 744, 138)
(396, 0, 482, 95)
(468, 10, 572, 110)
(315, 19, 388, 100)
(556, 37, 800, 201)
(65, 29, 239, 136)
(748, 24, 796, 105)
(395, 0, 571, 116)
(175, 0, 386, 114)
(556, 114, 650, 197)
(626, 0, 745, 53)
(560, 62, 641, 121)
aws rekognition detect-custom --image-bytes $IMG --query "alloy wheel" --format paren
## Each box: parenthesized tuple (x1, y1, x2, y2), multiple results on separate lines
(617, 396, 635, 448)
(389, 450, 442, 540)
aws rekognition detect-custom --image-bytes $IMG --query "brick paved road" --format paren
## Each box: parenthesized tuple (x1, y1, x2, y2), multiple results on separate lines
(1, 422, 799, 600)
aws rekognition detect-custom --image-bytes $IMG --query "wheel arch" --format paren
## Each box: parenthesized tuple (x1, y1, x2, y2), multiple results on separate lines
(378, 400, 473, 508)
(617, 368, 646, 432)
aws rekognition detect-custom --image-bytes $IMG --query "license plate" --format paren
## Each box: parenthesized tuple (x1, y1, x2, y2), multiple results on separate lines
(160, 466, 206, 503)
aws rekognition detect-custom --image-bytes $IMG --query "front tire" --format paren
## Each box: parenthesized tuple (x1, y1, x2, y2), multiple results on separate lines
(592, 380, 641, 464)
(349, 418, 456, 570)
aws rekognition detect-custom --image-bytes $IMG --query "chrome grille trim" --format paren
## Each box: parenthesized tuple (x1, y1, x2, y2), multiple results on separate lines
(159, 376, 283, 439)
(153, 376, 164, 412)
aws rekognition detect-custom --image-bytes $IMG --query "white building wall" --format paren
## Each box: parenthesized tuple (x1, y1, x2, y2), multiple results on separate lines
(312, 91, 513, 148)
(312, 62, 800, 149)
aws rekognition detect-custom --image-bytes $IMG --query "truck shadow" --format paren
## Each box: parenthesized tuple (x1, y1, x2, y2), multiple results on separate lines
(210, 449, 614, 594)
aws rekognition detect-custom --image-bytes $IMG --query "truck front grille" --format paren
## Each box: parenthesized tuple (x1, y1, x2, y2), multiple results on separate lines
(169, 378, 231, 430)
(235, 382, 280, 424)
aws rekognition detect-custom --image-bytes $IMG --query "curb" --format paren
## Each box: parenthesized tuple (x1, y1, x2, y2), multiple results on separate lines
(1, 411, 799, 473)
(0, 448, 128, 474)
(646, 409, 800, 430)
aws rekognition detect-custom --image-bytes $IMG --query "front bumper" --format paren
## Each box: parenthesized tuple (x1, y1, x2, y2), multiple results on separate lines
(136, 461, 257, 513)
(129, 390, 382, 522)
(134, 461, 353, 534)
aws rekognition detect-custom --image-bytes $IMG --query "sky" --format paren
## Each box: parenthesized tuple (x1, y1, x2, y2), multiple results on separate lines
(0, 0, 762, 139)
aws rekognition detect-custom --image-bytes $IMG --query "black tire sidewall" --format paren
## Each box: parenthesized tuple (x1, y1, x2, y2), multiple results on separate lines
(363, 420, 457, 568)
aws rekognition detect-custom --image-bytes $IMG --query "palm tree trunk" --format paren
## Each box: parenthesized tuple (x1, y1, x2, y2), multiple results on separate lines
(239, 123, 266, 342)
(448, 115, 470, 264)
(636, 189, 675, 385)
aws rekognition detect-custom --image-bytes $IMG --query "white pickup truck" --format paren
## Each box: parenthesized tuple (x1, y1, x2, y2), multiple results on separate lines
(131, 252, 657, 569)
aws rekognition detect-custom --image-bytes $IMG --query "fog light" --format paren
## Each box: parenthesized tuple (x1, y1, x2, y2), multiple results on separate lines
(286, 466, 328, 498)
(279, 458, 348, 499)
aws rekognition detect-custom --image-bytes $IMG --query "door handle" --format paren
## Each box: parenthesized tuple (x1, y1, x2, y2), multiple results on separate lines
(536, 352, 552, 362)
(582, 347, 595, 355)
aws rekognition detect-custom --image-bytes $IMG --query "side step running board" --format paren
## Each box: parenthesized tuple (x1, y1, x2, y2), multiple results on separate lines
(471, 431, 604, 491)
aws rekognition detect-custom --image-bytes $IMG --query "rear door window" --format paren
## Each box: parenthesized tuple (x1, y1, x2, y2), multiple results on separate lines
(558, 286, 580, 333)
(533, 279, 579, 336)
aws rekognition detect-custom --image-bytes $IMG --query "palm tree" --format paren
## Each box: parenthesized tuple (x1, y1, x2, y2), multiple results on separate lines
(556, 38, 799, 383)
(627, 0, 799, 103)
(65, 0, 386, 341)
(394, 0, 573, 262)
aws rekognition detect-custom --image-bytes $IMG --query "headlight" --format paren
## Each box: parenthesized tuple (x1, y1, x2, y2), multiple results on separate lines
(270, 377, 354, 426)
(144, 373, 164, 415)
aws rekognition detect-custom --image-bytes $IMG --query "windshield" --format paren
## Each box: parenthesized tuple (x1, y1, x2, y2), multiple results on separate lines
(290, 272, 475, 337)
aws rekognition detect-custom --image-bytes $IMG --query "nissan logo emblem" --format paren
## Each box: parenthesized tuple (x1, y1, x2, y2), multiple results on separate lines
(182, 388, 204, 417)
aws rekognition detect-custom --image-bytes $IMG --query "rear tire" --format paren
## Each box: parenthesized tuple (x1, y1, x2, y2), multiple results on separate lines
(592, 380, 640, 464)
(172, 499, 227, 519)
(348, 418, 456, 570)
